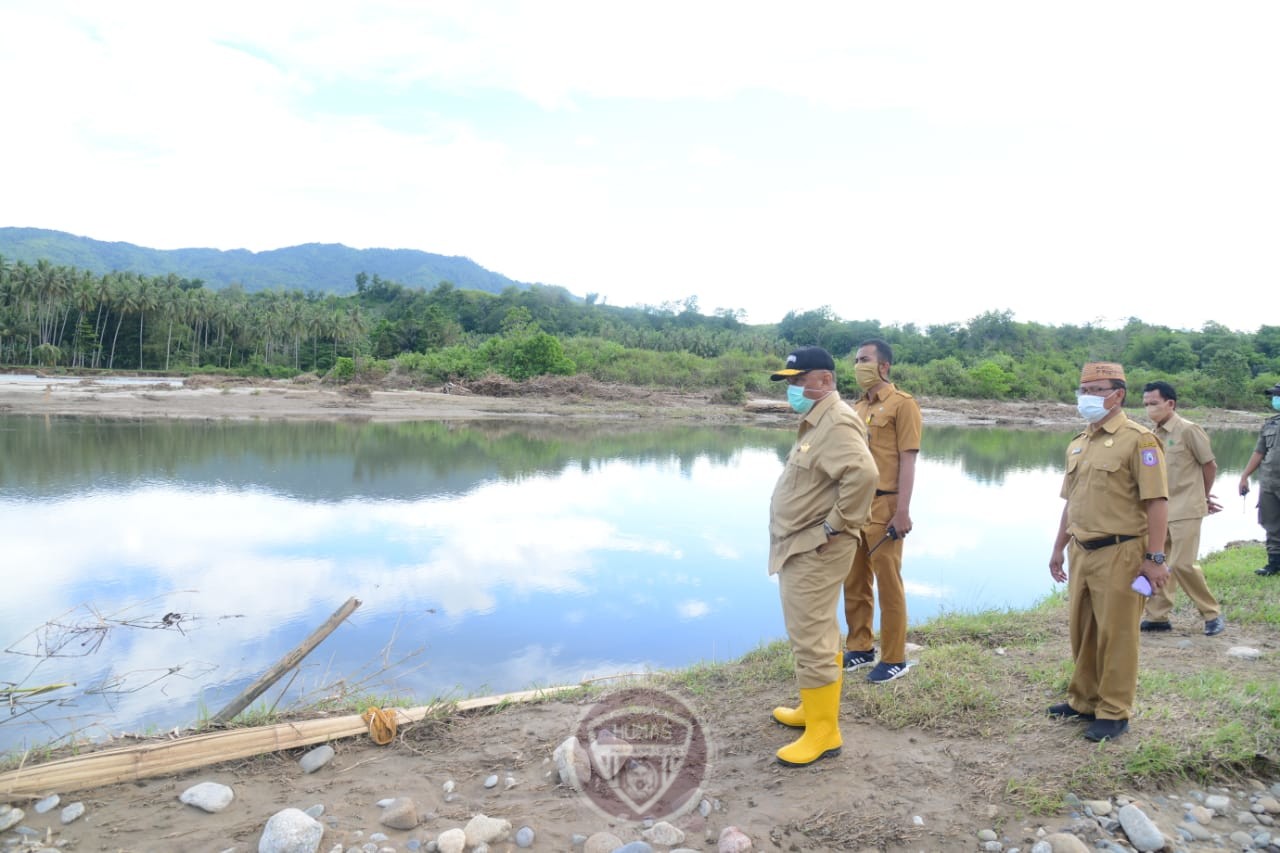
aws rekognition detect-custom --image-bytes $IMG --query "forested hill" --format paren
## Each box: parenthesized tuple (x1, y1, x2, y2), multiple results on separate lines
(0, 227, 536, 296)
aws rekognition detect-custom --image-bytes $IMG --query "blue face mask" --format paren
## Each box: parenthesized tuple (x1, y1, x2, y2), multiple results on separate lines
(1272, 396, 1280, 413)
(1076, 393, 1109, 423)
(787, 384, 815, 414)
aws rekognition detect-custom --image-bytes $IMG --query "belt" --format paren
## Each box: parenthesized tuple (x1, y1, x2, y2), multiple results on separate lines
(1075, 534, 1137, 551)
(875, 489, 897, 497)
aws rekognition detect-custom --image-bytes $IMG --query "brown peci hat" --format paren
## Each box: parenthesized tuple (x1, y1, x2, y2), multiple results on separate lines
(1080, 362, 1126, 384)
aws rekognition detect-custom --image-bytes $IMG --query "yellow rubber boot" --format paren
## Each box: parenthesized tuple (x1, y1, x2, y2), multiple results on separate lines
(772, 651, 842, 728)
(775, 680, 843, 767)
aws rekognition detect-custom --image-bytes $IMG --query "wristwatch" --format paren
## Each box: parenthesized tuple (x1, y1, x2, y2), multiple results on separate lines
(1144, 552, 1166, 564)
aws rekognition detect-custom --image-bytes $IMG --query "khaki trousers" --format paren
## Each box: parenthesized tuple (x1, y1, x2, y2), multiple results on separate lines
(1142, 517, 1220, 622)
(779, 534, 857, 689)
(843, 495, 907, 662)
(1067, 537, 1146, 720)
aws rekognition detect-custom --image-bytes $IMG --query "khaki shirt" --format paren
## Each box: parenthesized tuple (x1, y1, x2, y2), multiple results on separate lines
(768, 393, 878, 575)
(1256, 415, 1280, 492)
(1152, 412, 1214, 522)
(1060, 410, 1169, 540)
(853, 383, 922, 493)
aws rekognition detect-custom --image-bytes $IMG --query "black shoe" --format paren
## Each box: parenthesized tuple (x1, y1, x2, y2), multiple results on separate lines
(1084, 718, 1128, 742)
(1204, 616, 1225, 636)
(1139, 620, 1172, 632)
(1256, 563, 1280, 577)
(1047, 703, 1095, 722)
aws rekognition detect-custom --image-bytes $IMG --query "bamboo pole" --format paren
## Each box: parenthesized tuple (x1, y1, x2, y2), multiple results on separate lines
(0, 685, 577, 798)
(211, 596, 361, 726)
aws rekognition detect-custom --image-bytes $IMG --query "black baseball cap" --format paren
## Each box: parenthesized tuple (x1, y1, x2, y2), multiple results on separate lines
(1264, 383, 1280, 396)
(771, 346, 836, 381)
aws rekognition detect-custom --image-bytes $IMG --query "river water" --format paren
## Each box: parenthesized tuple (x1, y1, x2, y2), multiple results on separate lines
(0, 414, 1264, 752)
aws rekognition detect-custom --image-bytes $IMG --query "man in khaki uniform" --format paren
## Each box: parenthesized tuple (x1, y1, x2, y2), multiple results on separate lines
(768, 346, 878, 767)
(1047, 362, 1169, 742)
(1139, 381, 1224, 636)
(842, 338, 922, 684)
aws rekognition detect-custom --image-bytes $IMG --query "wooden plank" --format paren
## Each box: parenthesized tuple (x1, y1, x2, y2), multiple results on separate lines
(0, 684, 578, 798)
(211, 597, 362, 725)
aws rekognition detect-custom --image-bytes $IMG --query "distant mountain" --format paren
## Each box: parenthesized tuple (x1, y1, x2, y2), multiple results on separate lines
(0, 227, 539, 296)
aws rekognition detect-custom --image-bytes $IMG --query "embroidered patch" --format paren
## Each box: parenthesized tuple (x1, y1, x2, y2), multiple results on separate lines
(1141, 448, 1158, 467)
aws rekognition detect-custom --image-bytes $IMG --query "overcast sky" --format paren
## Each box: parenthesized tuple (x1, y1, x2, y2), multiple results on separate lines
(3, 2, 1276, 333)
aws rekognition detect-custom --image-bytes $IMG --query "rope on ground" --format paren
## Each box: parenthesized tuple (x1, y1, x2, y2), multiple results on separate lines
(362, 706, 398, 745)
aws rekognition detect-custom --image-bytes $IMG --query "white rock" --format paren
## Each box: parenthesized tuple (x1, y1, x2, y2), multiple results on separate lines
(912, 815, 924, 826)
(464, 813, 511, 846)
(34, 794, 60, 814)
(1227, 646, 1261, 660)
(552, 735, 592, 789)
(1205, 794, 1232, 810)
(0, 807, 24, 832)
(436, 827, 466, 853)
(299, 745, 336, 774)
(718, 825, 753, 852)
(583, 831, 623, 853)
(258, 808, 324, 853)
(181, 781, 235, 813)
(643, 821, 686, 846)
(483, 773, 499, 789)
(589, 728, 634, 781)
(378, 797, 419, 830)
(1117, 803, 1165, 852)
(1083, 799, 1112, 816)
(1040, 832, 1089, 853)
(60, 802, 85, 824)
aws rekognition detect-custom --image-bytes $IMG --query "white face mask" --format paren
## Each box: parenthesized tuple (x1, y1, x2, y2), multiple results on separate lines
(1076, 394, 1109, 423)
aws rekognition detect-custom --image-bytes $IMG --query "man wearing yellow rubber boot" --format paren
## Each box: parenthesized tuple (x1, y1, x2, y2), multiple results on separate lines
(767, 347, 878, 766)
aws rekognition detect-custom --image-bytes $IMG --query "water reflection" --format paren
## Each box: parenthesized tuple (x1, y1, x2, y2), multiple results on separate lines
(0, 416, 1266, 752)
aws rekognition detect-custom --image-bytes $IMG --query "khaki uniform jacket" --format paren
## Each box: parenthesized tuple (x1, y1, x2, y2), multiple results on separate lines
(768, 393, 878, 575)
(1061, 410, 1169, 540)
(1152, 412, 1214, 522)
(854, 383, 922, 493)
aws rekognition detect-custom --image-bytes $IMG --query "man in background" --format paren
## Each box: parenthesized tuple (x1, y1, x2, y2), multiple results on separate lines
(1239, 382, 1280, 577)
(1138, 381, 1224, 636)
(842, 338, 921, 684)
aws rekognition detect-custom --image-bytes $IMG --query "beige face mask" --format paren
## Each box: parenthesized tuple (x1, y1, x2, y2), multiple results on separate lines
(855, 361, 882, 391)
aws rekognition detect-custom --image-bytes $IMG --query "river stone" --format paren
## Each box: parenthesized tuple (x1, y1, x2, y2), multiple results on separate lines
(1190, 804, 1215, 823)
(378, 797, 419, 830)
(514, 825, 535, 848)
(60, 801, 85, 824)
(1260, 796, 1280, 814)
(589, 728, 634, 781)
(1039, 832, 1089, 853)
(1229, 829, 1255, 847)
(483, 774, 498, 789)
(553, 736, 592, 790)
(181, 781, 235, 813)
(436, 828, 465, 853)
(1227, 646, 1261, 660)
(1205, 793, 1232, 811)
(1181, 820, 1212, 841)
(259, 808, 324, 853)
(463, 814, 511, 846)
(1117, 804, 1164, 852)
(1029, 842, 1052, 853)
(299, 745, 336, 774)
(978, 828, 998, 841)
(34, 795, 60, 814)
(718, 825, 753, 852)
(1083, 799, 1112, 816)
(583, 832, 623, 853)
(643, 821, 686, 846)
(0, 807, 23, 832)
(614, 844, 653, 853)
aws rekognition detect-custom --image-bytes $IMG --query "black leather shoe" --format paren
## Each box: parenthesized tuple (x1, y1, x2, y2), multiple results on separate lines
(1084, 718, 1128, 742)
(1140, 620, 1172, 632)
(1047, 703, 1095, 721)
(1256, 564, 1280, 577)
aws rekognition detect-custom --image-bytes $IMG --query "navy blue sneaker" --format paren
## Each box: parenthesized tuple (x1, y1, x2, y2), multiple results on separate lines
(866, 661, 909, 684)
(1204, 616, 1225, 636)
(843, 649, 875, 671)
(1084, 718, 1128, 742)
